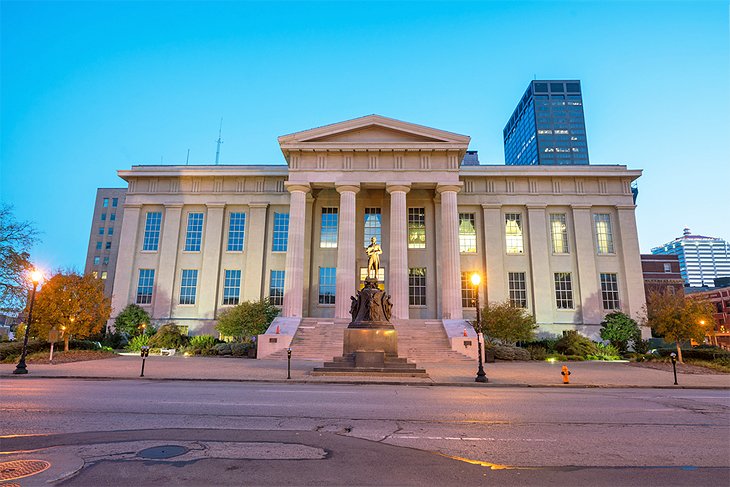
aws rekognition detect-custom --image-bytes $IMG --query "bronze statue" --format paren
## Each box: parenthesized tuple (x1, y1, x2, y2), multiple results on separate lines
(365, 236, 382, 280)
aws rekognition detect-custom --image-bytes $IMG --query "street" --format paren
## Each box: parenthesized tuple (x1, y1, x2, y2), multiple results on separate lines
(1, 379, 729, 486)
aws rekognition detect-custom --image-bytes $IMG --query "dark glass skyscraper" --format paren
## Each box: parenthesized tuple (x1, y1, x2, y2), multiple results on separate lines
(503, 80, 589, 165)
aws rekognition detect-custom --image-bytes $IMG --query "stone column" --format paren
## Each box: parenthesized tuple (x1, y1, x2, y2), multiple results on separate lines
(571, 204, 602, 324)
(198, 203, 225, 319)
(482, 204, 505, 303)
(386, 184, 411, 320)
(152, 203, 183, 319)
(436, 184, 463, 320)
(282, 183, 311, 318)
(616, 205, 647, 321)
(335, 184, 360, 319)
(242, 203, 269, 302)
(526, 204, 553, 324)
(110, 203, 141, 320)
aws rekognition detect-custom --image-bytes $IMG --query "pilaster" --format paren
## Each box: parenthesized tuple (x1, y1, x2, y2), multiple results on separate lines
(571, 204, 602, 324)
(482, 203, 505, 304)
(526, 204, 552, 323)
(152, 203, 183, 319)
(198, 203, 225, 319)
(243, 203, 269, 302)
(110, 203, 141, 320)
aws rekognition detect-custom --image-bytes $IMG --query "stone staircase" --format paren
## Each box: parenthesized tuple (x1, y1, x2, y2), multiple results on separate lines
(263, 318, 472, 364)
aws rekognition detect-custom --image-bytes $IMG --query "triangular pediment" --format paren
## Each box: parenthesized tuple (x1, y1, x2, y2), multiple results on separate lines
(305, 124, 447, 143)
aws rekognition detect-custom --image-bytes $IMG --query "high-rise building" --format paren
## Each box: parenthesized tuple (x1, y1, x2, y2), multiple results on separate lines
(503, 80, 589, 166)
(84, 188, 126, 297)
(651, 228, 730, 288)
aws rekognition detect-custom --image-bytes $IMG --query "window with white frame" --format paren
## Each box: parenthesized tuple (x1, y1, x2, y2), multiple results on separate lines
(320, 208, 338, 248)
(459, 213, 477, 253)
(549, 213, 569, 254)
(227, 212, 246, 251)
(269, 270, 285, 305)
(363, 208, 382, 247)
(554, 272, 574, 309)
(461, 271, 476, 308)
(184, 213, 204, 252)
(272, 213, 289, 252)
(508, 272, 528, 308)
(179, 269, 198, 305)
(318, 267, 336, 304)
(223, 270, 241, 305)
(505, 213, 524, 254)
(600, 273, 620, 310)
(593, 213, 614, 254)
(409, 268, 427, 306)
(136, 269, 155, 304)
(142, 212, 162, 251)
(408, 208, 426, 249)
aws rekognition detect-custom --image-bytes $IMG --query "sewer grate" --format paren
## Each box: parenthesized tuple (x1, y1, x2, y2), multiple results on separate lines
(0, 459, 51, 481)
(137, 445, 189, 459)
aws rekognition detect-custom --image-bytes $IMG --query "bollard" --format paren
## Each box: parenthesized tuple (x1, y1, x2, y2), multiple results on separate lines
(670, 352, 678, 385)
(140, 346, 150, 377)
(286, 348, 292, 380)
(561, 365, 571, 384)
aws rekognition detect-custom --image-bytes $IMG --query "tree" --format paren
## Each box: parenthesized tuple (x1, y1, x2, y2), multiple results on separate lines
(646, 290, 715, 363)
(216, 299, 280, 342)
(0, 205, 39, 314)
(114, 304, 151, 336)
(600, 311, 641, 353)
(31, 272, 111, 351)
(480, 300, 537, 345)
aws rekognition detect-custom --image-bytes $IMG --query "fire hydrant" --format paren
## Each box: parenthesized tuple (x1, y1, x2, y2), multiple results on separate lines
(561, 365, 571, 384)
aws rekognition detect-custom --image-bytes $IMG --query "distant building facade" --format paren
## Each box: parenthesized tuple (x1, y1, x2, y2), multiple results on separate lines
(503, 80, 589, 166)
(84, 188, 126, 297)
(686, 286, 730, 349)
(651, 228, 730, 287)
(640, 254, 684, 297)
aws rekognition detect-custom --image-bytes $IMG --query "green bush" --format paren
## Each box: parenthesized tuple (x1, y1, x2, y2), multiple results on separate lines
(0, 340, 47, 361)
(555, 331, 598, 357)
(189, 335, 218, 349)
(545, 353, 569, 362)
(599, 312, 641, 353)
(126, 334, 150, 351)
(214, 343, 232, 355)
(489, 344, 531, 361)
(657, 347, 730, 361)
(566, 355, 585, 361)
(148, 324, 189, 349)
(527, 345, 548, 361)
(587, 343, 621, 361)
(102, 330, 128, 349)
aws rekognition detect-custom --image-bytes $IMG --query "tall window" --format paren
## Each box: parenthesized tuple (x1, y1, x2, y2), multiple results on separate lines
(98, 226, 104, 235)
(179, 269, 198, 305)
(105, 242, 111, 250)
(101, 271, 108, 280)
(93, 256, 100, 265)
(320, 208, 338, 248)
(554, 272, 574, 309)
(408, 208, 426, 249)
(227, 212, 246, 251)
(223, 270, 241, 305)
(101, 213, 107, 221)
(96, 242, 102, 250)
(459, 213, 477, 253)
(269, 270, 285, 305)
(112, 198, 118, 207)
(363, 208, 382, 247)
(600, 273, 620, 310)
(318, 267, 336, 304)
(505, 213, 524, 254)
(184, 213, 204, 252)
(102, 198, 109, 208)
(594, 213, 614, 254)
(550, 213, 569, 254)
(108, 227, 114, 236)
(110, 213, 116, 221)
(142, 212, 162, 251)
(461, 271, 476, 308)
(508, 272, 528, 308)
(409, 268, 426, 306)
(136, 269, 155, 304)
(272, 213, 289, 252)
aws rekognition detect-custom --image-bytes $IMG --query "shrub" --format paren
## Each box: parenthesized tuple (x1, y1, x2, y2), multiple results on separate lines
(555, 331, 598, 357)
(632, 338, 651, 354)
(126, 334, 150, 351)
(189, 335, 218, 349)
(216, 299, 280, 341)
(214, 343, 233, 355)
(480, 301, 537, 345)
(587, 343, 621, 361)
(489, 344, 531, 361)
(527, 345, 548, 361)
(148, 324, 189, 349)
(657, 347, 730, 361)
(600, 312, 641, 353)
(0, 340, 47, 361)
(230, 343, 250, 357)
(114, 304, 151, 337)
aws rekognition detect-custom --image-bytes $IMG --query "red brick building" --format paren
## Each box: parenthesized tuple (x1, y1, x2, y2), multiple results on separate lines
(686, 286, 730, 349)
(641, 254, 684, 297)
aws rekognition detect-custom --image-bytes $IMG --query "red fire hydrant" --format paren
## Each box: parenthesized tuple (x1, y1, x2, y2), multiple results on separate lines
(561, 365, 571, 384)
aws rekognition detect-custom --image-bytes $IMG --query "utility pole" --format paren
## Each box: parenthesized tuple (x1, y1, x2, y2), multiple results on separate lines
(215, 118, 223, 165)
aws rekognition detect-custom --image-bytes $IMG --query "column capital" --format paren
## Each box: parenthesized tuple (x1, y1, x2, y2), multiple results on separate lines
(526, 203, 548, 210)
(335, 183, 361, 194)
(615, 204, 637, 211)
(435, 182, 463, 194)
(481, 203, 502, 210)
(571, 203, 592, 210)
(284, 182, 311, 194)
(248, 202, 270, 209)
(386, 183, 411, 194)
(206, 202, 226, 209)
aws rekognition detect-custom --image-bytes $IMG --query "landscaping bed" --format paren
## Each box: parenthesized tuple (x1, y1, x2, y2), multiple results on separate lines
(8, 350, 118, 364)
(628, 359, 729, 375)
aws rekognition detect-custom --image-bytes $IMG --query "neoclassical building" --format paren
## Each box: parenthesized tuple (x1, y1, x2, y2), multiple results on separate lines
(110, 115, 648, 356)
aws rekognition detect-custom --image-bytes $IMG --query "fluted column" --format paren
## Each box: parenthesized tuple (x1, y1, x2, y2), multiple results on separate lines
(282, 183, 310, 318)
(335, 184, 360, 319)
(110, 203, 141, 321)
(387, 184, 411, 320)
(436, 183, 463, 320)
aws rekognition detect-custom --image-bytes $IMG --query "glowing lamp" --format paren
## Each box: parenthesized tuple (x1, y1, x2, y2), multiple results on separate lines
(30, 270, 43, 283)
(470, 273, 481, 287)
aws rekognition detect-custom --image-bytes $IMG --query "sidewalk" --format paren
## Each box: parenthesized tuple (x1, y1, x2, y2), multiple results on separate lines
(2, 355, 729, 388)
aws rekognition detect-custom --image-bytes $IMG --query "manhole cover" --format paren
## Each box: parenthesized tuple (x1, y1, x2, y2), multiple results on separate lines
(0, 459, 51, 481)
(137, 445, 189, 459)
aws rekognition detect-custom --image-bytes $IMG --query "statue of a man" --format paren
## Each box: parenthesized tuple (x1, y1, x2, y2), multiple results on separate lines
(365, 236, 382, 280)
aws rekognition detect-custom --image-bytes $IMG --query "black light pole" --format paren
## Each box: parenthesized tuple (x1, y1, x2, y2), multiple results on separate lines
(14, 271, 43, 375)
(472, 273, 488, 383)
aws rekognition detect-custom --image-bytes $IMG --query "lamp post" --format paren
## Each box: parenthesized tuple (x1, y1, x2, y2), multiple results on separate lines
(471, 273, 488, 383)
(14, 270, 43, 375)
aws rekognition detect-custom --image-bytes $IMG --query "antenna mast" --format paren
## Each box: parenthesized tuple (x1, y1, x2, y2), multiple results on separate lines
(215, 118, 223, 165)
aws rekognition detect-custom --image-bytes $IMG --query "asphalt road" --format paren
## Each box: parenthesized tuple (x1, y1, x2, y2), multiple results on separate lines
(2, 379, 729, 486)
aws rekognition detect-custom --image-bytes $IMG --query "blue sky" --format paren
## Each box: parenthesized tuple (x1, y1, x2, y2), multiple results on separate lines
(1, 0, 728, 272)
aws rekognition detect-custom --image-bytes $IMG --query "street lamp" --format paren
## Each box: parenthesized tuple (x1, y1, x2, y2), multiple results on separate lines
(13, 270, 43, 375)
(471, 272, 488, 383)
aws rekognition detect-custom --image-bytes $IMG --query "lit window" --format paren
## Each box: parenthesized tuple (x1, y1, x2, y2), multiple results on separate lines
(461, 271, 476, 308)
(509, 272, 528, 308)
(320, 208, 338, 248)
(227, 212, 246, 251)
(142, 212, 162, 251)
(360, 267, 385, 287)
(663, 263, 671, 273)
(409, 268, 426, 306)
(600, 273, 620, 310)
(92, 271, 98, 279)
(554, 272, 574, 309)
(318, 267, 336, 304)
(363, 208, 382, 247)
(269, 270, 285, 306)
(102, 198, 109, 208)
(505, 213, 524, 254)
(593, 214, 614, 254)
(136, 269, 155, 304)
(550, 213, 569, 254)
(223, 270, 241, 305)
(184, 213, 204, 252)
(179, 269, 198, 305)
(272, 213, 289, 252)
(93, 256, 100, 265)
(408, 208, 426, 249)
(101, 271, 108, 280)
(458, 213, 477, 253)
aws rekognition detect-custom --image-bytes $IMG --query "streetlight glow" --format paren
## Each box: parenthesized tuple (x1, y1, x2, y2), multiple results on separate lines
(470, 272, 481, 287)
(30, 270, 43, 283)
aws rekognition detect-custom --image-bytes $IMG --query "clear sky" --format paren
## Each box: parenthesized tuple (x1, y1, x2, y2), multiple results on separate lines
(1, 0, 728, 273)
